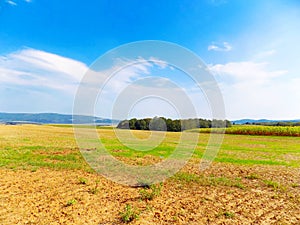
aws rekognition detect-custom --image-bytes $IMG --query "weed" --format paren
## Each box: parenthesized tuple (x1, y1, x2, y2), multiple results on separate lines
(172, 172, 200, 183)
(223, 211, 235, 218)
(217, 210, 235, 218)
(263, 179, 286, 192)
(78, 177, 88, 185)
(234, 181, 245, 189)
(245, 173, 260, 180)
(120, 204, 139, 223)
(145, 204, 153, 211)
(89, 180, 100, 194)
(139, 183, 162, 201)
(30, 167, 38, 172)
(65, 199, 77, 207)
(207, 176, 245, 189)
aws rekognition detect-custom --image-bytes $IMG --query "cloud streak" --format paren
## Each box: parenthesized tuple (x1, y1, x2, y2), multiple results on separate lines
(6, 0, 17, 6)
(208, 42, 232, 52)
(210, 61, 287, 85)
(0, 48, 90, 94)
(0, 48, 176, 115)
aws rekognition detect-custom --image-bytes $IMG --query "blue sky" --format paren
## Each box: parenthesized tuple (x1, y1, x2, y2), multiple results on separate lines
(0, 0, 300, 120)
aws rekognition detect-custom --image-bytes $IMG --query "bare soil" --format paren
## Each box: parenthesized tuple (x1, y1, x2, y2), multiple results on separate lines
(1, 162, 299, 225)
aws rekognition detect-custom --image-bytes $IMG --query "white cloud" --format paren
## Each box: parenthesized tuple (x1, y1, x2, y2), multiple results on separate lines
(1, 49, 164, 114)
(0, 48, 88, 93)
(83, 57, 176, 118)
(0, 48, 173, 115)
(208, 42, 232, 52)
(24, 0, 32, 2)
(148, 57, 168, 69)
(210, 61, 287, 85)
(208, 60, 300, 120)
(6, 0, 17, 6)
(0, 48, 173, 113)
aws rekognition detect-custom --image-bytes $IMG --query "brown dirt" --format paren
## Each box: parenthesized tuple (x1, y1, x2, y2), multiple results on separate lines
(1, 162, 299, 225)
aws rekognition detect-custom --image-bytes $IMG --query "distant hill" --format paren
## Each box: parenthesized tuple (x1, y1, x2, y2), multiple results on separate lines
(232, 119, 300, 125)
(0, 113, 119, 125)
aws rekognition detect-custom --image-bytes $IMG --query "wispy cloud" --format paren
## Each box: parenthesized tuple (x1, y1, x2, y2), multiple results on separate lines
(0, 48, 176, 115)
(208, 60, 300, 119)
(208, 42, 232, 52)
(210, 61, 287, 84)
(0, 48, 173, 99)
(0, 48, 88, 93)
(6, 0, 17, 6)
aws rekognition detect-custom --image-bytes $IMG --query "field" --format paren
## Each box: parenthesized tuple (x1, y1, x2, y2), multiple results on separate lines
(190, 125, 300, 137)
(0, 124, 300, 224)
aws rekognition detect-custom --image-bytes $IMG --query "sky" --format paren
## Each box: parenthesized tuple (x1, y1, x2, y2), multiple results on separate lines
(0, 0, 300, 120)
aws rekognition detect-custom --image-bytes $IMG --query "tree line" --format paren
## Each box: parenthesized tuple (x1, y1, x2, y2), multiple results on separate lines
(117, 117, 232, 132)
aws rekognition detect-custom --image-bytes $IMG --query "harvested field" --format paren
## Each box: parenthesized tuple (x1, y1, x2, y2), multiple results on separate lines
(0, 125, 299, 224)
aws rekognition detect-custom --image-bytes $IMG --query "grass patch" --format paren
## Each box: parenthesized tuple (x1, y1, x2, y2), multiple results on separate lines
(119, 204, 139, 223)
(245, 173, 260, 180)
(89, 180, 100, 194)
(78, 177, 88, 184)
(139, 183, 162, 201)
(263, 179, 286, 192)
(65, 199, 77, 207)
(172, 172, 200, 183)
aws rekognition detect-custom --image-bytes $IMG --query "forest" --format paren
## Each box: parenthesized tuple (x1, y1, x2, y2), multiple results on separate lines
(117, 117, 232, 132)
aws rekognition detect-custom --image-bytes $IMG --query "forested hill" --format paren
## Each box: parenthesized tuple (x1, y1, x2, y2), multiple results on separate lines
(0, 113, 119, 125)
(117, 117, 232, 132)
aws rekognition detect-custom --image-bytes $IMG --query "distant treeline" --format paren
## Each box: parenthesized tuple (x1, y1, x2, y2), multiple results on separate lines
(245, 122, 300, 126)
(117, 117, 232, 132)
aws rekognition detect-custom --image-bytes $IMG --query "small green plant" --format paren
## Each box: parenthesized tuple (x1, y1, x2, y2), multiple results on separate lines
(234, 181, 245, 189)
(89, 180, 100, 194)
(217, 210, 235, 218)
(120, 204, 139, 223)
(172, 172, 200, 183)
(139, 183, 162, 201)
(30, 167, 38, 172)
(65, 199, 77, 207)
(78, 177, 88, 184)
(263, 179, 286, 192)
(245, 173, 260, 180)
(223, 211, 235, 218)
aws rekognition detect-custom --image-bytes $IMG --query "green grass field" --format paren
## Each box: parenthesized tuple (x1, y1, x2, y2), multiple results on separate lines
(1, 124, 300, 170)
